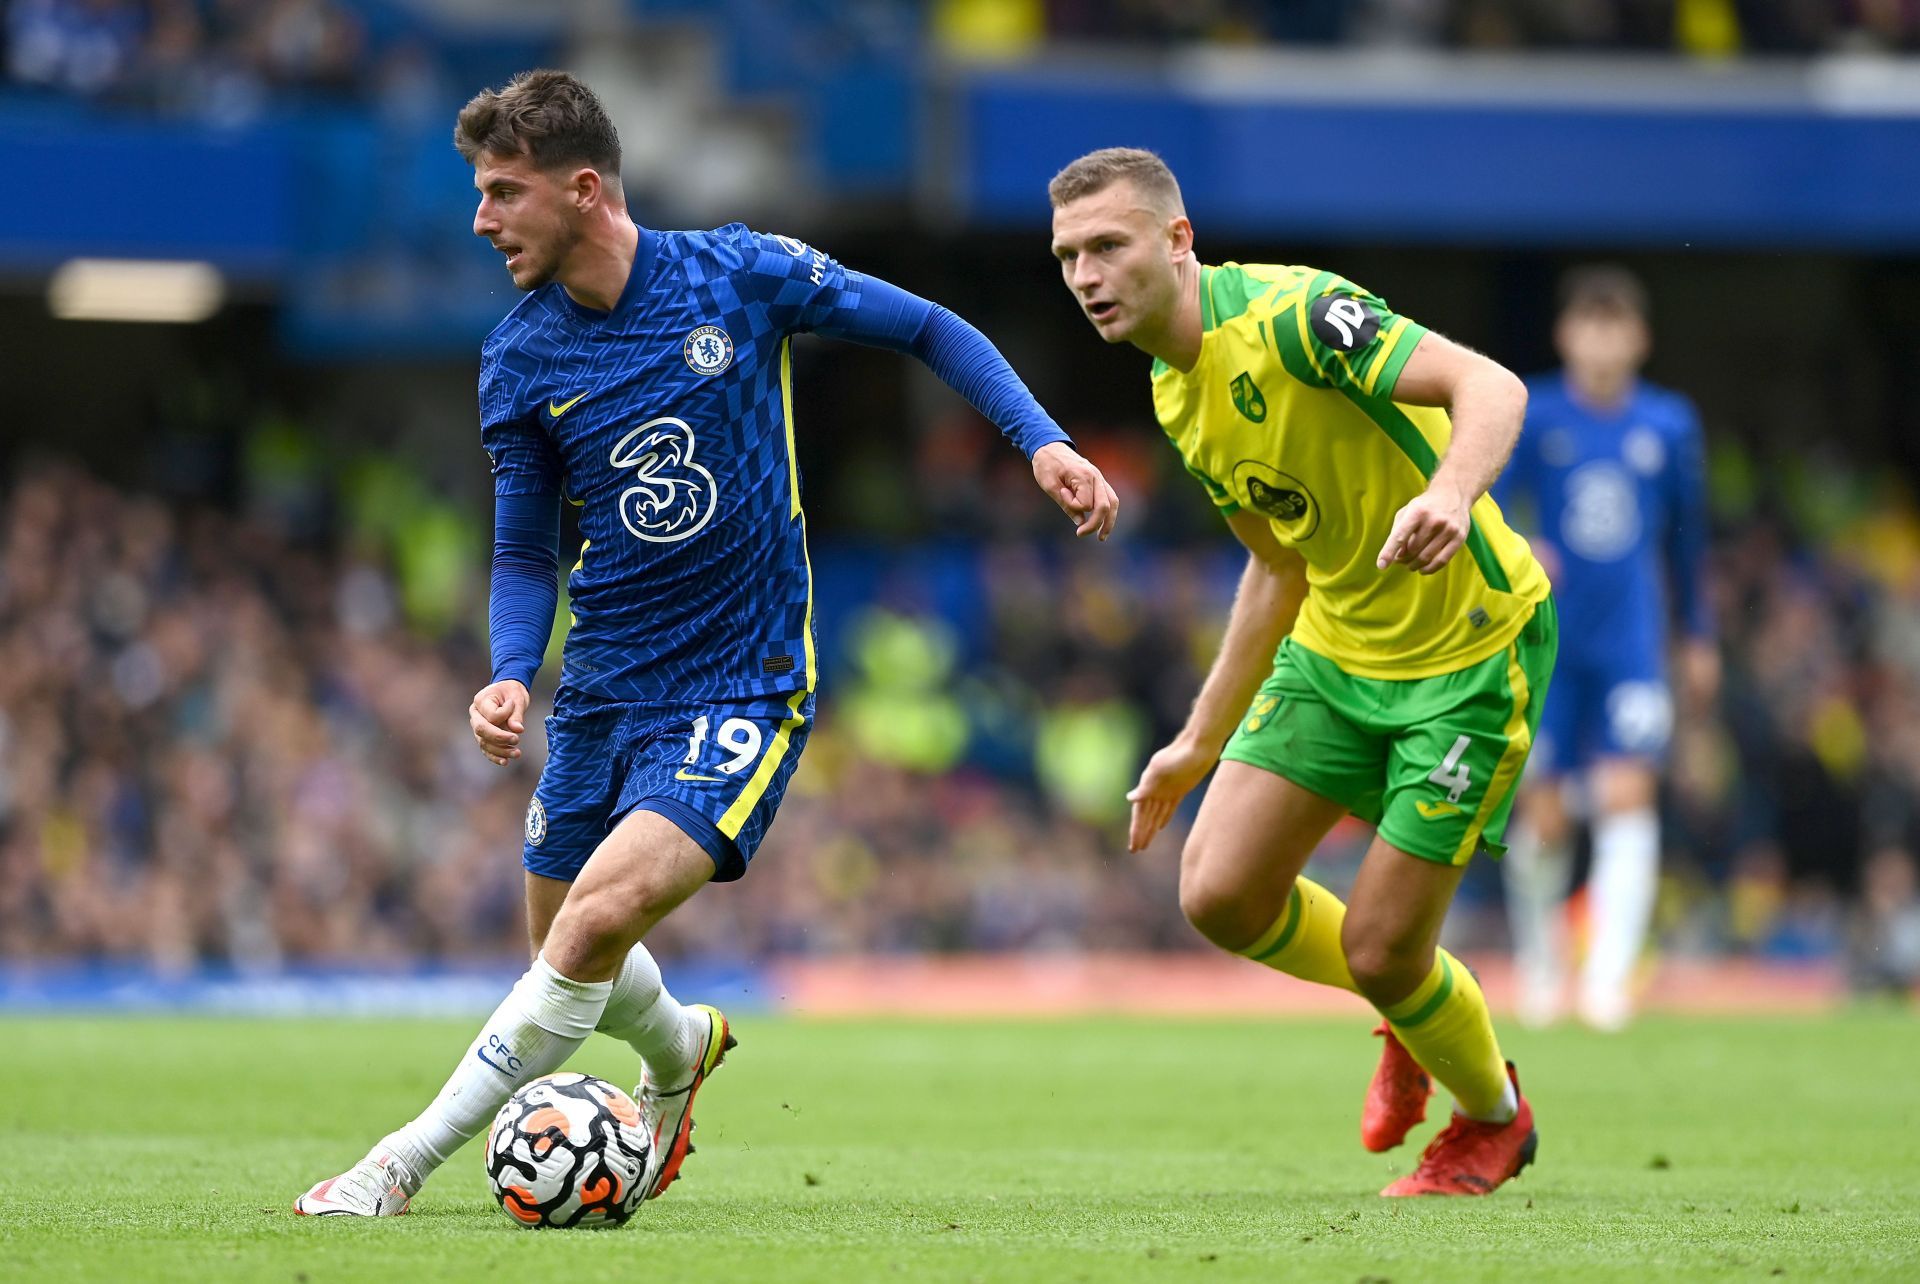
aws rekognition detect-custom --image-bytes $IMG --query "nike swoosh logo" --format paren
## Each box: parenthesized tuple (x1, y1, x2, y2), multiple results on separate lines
(675, 768, 724, 783)
(474, 1047, 517, 1074)
(548, 392, 588, 418)
(1415, 800, 1462, 819)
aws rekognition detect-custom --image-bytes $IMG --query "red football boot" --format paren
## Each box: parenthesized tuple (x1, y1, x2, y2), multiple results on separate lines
(1380, 1063, 1536, 1196)
(1361, 1022, 1432, 1153)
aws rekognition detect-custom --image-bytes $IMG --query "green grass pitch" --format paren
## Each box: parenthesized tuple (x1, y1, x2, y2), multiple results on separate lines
(3, 1011, 1917, 1282)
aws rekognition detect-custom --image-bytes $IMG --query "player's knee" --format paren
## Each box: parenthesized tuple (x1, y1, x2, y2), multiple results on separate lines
(1178, 864, 1274, 952)
(1341, 927, 1432, 1005)
(543, 893, 645, 981)
(1593, 762, 1658, 813)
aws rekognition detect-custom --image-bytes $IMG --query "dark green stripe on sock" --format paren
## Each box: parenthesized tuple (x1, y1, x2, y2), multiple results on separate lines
(1249, 885, 1305, 963)
(1388, 954, 1456, 1029)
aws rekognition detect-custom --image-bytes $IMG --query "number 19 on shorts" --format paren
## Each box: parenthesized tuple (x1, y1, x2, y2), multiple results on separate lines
(685, 715, 764, 775)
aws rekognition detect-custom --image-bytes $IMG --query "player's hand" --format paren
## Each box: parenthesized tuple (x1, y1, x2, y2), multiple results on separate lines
(1126, 736, 1218, 853)
(1032, 441, 1120, 540)
(1680, 638, 1721, 712)
(1376, 482, 1471, 574)
(470, 679, 531, 766)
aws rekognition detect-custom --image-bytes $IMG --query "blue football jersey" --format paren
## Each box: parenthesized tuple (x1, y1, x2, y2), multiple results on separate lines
(479, 224, 869, 705)
(1495, 372, 1711, 661)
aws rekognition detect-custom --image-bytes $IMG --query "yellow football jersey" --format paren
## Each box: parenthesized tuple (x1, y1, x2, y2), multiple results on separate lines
(1152, 262, 1549, 680)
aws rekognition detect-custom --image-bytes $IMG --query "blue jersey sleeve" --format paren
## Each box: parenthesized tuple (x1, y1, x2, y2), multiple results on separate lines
(735, 229, 1070, 459)
(488, 490, 561, 689)
(479, 346, 565, 496)
(732, 228, 864, 334)
(479, 344, 564, 687)
(1664, 398, 1713, 639)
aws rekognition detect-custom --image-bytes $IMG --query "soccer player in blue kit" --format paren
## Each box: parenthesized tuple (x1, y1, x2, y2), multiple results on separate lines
(296, 70, 1118, 1217)
(1494, 267, 1717, 1031)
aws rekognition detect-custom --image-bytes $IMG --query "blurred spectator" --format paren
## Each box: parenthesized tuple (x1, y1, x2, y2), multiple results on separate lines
(6, 0, 145, 96)
(1849, 845, 1920, 994)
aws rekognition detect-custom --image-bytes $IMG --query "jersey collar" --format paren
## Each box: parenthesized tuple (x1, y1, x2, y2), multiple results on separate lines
(556, 224, 657, 325)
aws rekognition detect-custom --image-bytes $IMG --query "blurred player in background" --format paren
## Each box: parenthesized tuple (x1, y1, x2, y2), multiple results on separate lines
(296, 70, 1118, 1217)
(1050, 148, 1553, 1197)
(1494, 267, 1716, 1031)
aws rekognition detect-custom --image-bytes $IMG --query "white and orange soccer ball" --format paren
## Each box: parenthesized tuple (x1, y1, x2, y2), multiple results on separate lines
(484, 1072, 653, 1228)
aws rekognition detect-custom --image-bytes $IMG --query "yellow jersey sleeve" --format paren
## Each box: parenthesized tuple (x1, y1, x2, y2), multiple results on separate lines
(1274, 272, 1428, 401)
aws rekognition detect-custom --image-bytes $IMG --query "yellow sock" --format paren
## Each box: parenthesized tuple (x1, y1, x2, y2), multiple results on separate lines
(1237, 877, 1358, 994)
(1380, 951, 1511, 1120)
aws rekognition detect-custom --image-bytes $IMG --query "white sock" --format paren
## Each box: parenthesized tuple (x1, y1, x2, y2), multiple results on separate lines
(596, 941, 701, 1090)
(385, 953, 613, 1186)
(1502, 819, 1571, 1023)
(1460, 1076, 1520, 1125)
(1580, 807, 1660, 1027)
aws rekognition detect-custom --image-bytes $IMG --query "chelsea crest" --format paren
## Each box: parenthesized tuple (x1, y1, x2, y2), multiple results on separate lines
(683, 325, 733, 376)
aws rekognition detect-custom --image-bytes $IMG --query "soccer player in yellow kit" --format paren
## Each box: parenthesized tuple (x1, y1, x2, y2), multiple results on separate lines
(1049, 148, 1555, 1196)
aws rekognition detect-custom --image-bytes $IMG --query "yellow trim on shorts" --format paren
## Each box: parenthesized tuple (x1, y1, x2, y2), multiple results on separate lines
(717, 688, 808, 840)
(1449, 637, 1533, 864)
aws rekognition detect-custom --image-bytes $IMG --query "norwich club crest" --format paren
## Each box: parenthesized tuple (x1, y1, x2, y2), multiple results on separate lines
(1233, 459, 1320, 539)
(1230, 371, 1267, 423)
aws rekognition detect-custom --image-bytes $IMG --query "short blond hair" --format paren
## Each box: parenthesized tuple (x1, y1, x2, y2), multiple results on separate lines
(1047, 147, 1184, 215)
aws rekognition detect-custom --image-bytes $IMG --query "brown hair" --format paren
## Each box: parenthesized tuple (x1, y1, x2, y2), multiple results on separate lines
(1047, 147, 1184, 215)
(454, 69, 622, 178)
(1558, 264, 1649, 322)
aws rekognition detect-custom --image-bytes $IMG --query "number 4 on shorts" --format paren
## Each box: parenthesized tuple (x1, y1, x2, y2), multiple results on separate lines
(1427, 734, 1472, 804)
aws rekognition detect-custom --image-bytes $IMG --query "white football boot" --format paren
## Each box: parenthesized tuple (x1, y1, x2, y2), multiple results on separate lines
(636, 1004, 735, 1200)
(294, 1143, 420, 1217)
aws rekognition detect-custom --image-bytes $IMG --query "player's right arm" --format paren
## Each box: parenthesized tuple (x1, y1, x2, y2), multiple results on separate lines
(474, 352, 564, 766)
(728, 227, 1118, 538)
(1127, 512, 1307, 851)
(472, 486, 559, 765)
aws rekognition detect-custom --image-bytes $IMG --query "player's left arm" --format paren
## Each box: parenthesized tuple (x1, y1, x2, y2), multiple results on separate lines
(739, 231, 1118, 538)
(1374, 332, 1529, 574)
(1665, 398, 1720, 709)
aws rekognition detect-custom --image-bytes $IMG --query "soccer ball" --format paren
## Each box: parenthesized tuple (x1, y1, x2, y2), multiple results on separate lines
(484, 1072, 654, 1228)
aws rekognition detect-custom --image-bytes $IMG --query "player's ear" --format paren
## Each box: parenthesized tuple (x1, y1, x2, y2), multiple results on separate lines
(1166, 215, 1194, 262)
(570, 166, 601, 212)
(1627, 315, 1652, 362)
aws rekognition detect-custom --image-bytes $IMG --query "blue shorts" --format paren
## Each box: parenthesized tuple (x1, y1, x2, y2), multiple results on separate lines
(522, 685, 814, 883)
(1531, 646, 1671, 777)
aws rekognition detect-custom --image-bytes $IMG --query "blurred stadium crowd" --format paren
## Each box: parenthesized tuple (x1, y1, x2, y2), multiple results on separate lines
(2, 414, 1918, 991)
(9, 0, 1920, 119)
(3, 0, 384, 112)
(1020, 0, 1920, 53)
